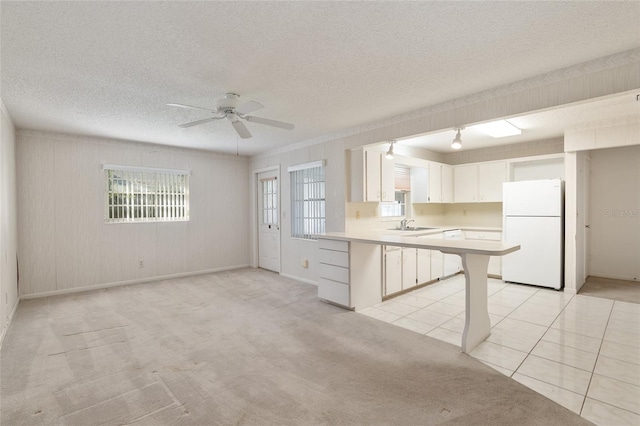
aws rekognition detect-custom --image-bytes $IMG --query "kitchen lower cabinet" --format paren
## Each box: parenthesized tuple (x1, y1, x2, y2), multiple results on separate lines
(318, 240, 382, 309)
(384, 248, 403, 296)
(430, 250, 444, 280)
(384, 246, 419, 296)
(417, 249, 431, 285)
(403, 248, 418, 290)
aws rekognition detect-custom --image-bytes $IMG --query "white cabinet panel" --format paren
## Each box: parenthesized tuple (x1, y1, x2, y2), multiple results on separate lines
(430, 250, 444, 280)
(319, 249, 349, 268)
(454, 164, 477, 203)
(403, 248, 417, 290)
(318, 278, 350, 306)
(411, 167, 429, 203)
(318, 239, 349, 252)
(417, 249, 431, 284)
(319, 263, 349, 284)
(441, 165, 454, 203)
(454, 162, 507, 203)
(428, 163, 442, 203)
(381, 155, 395, 202)
(365, 150, 382, 202)
(478, 162, 506, 202)
(384, 249, 403, 296)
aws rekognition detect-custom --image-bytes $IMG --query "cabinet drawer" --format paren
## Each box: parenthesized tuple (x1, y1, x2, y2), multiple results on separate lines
(464, 230, 501, 241)
(318, 239, 349, 252)
(319, 263, 350, 284)
(318, 278, 350, 306)
(319, 249, 349, 268)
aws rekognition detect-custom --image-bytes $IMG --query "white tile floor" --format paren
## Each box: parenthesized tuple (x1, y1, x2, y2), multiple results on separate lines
(358, 275, 640, 426)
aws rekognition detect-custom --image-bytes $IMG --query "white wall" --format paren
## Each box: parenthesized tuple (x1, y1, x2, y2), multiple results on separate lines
(589, 145, 640, 281)
(1, 100, 19, 347)
(16, 130, 250, 297)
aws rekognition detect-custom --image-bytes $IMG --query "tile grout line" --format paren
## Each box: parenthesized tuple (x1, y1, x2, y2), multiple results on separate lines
(578, 298, 616, 417)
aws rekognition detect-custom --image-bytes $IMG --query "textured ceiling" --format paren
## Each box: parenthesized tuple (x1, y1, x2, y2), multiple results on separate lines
(1, 1, 639, 156)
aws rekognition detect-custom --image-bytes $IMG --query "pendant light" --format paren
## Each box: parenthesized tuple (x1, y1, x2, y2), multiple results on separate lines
(385, 140, 395, 159)
(451, 128, 463, 150)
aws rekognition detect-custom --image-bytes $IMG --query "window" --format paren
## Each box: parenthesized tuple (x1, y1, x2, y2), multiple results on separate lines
(104, 164, 189, 223)
(261, 177, 278, 226)
(381, 165, 410, 218)
(289, 161, 325, 239)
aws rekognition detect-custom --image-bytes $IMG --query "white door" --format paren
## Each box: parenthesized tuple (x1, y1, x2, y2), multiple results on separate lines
(258, 170, 280, 272)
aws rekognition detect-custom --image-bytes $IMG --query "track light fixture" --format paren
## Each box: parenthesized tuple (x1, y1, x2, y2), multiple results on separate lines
(385, 140, 395, 159)
(451, 128, 463, 150)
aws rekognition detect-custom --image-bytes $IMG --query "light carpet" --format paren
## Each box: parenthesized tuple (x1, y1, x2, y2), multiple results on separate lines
(1, 268, 591, 425)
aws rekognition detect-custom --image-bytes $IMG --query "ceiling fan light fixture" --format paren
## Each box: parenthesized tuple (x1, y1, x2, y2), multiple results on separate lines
(385, 140, 395, 159)
(473, 120, 521, 138)
(451, 128, 463, 150)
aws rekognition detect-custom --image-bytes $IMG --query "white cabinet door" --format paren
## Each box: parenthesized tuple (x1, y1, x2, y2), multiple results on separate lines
(417, 249, 431, 284)
(411, 166, 429, 203)
(428, 163, 442, 202)
(381, 155, 395, 202)
(441, 165, 454, 203)
(402, 248, 417, 290)
(453, 164, 477, 203)
(430, 250, 444, 280)
(365, 150, 382, 202)
(384, 248, 403, 296)
(478, 162, 506, 202)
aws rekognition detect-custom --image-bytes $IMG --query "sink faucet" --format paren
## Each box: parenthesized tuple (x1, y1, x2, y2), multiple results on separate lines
(399, 219, 414, 230)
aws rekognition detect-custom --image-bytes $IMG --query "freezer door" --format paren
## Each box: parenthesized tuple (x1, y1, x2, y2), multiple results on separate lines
(502, 216, 563, 289)
(503, 179, 563, 217)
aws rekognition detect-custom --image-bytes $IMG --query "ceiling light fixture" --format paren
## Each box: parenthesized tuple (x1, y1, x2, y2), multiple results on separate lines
(473, 120, 521, 138)
(451, 128, 463, 150)
(385, 140, 395, 159)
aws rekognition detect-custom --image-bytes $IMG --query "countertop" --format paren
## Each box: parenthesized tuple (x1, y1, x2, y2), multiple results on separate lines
(318, 230, 519, 256)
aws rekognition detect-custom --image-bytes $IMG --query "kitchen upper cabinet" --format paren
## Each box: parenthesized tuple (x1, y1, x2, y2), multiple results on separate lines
(441, 165, 454, 203)
(410, 167, 429, 203)
(453, 164, 478, 202)
(381, 155, 395, 202)
(411, 162, 447, 203)
(478, 162, 507, 202)
(453, 162, 506, 203)
(350, 148, 394, 202)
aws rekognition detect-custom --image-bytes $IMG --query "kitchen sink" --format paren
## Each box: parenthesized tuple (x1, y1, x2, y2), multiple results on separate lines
(387, 227, 439, 231)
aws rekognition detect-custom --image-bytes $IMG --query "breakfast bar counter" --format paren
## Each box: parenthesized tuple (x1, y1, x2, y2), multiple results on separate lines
(317, 231, 520, 353)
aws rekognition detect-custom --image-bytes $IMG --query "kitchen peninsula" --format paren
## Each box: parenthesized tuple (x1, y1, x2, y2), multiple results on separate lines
(317, 231, 520, 353)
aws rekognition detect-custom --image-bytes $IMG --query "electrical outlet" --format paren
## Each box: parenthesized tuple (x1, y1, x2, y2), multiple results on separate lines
(355, 210, 360, 219)
(138, 260, 144, 268)
(302, 259, 309, 269)
(372, 209, 377, 218)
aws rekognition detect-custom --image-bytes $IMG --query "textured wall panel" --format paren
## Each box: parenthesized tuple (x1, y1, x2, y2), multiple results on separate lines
(16, 131, 250, 296)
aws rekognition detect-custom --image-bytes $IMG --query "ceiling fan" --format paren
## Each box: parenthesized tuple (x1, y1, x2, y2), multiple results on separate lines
(167, 93, 294, 139)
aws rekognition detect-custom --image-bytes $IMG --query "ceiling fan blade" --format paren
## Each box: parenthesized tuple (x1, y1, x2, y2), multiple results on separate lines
(167, 103, 217, 112)
(178, 116, 223, 128)
(245, 115, 295, 130)
(231, 120, 252, 139)
(235, 100, 265, 115)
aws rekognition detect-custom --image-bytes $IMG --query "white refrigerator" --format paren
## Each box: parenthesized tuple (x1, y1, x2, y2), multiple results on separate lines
(502, 179, 564, 289)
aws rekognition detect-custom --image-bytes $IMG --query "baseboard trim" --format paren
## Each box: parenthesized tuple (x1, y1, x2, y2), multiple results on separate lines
(19, 264, 250, 300)
(0, 298, 20, 351)
(279, 272, 318, 286)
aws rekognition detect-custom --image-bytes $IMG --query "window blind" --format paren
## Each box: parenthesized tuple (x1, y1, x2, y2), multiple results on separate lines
(104, 165, 189, 223)
(289, 161, 326, 239)
(395, 165, 411, 191)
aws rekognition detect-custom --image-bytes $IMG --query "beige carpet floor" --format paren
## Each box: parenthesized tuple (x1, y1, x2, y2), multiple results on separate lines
(1, 268, 591, 425)
(579, 276, 640, 304)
